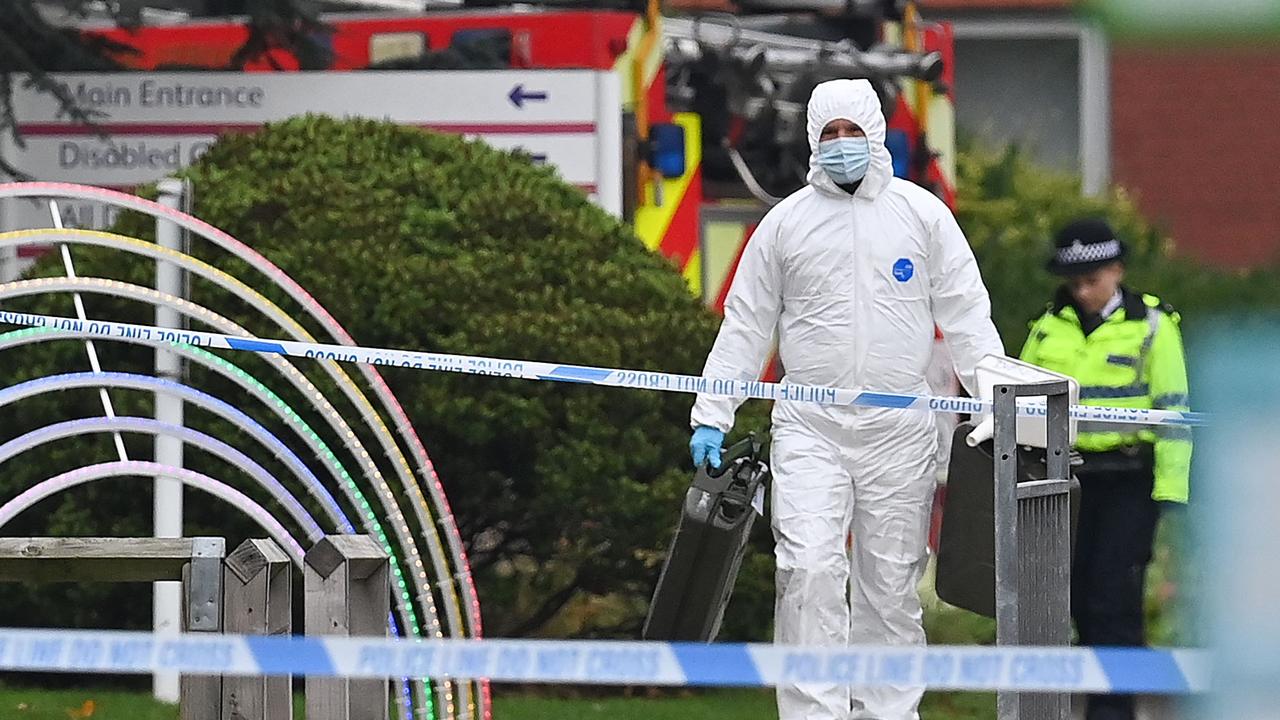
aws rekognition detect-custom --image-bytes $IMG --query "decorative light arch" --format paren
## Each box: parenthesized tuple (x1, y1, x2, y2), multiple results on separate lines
(0, 183, 482, 644)
(0, 416, 330, 541)
(0, 365, 433, 711)
(1, 327, 371, 518)
(0, 461, 306, 561)
(0, 279, 439, 640)
(0, 373, 358, 534)
(0, 182, 486, 719)
(0, 228, 464, 647)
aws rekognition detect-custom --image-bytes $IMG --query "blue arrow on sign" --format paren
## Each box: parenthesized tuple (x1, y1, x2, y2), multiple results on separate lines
(508, 84, 549, 109)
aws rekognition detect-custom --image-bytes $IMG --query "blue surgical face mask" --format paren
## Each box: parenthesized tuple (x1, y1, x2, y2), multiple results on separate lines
(817, 136, 871, 185)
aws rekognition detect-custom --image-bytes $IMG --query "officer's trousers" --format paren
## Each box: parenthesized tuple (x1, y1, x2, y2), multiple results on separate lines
(770, 415, 937, 720)
(1072, 447, 1160, 720)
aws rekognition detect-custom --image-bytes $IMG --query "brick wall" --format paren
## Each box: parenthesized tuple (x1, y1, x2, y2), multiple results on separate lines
(924, 0, 1070, 8)
(1111, 45, 1280, 268)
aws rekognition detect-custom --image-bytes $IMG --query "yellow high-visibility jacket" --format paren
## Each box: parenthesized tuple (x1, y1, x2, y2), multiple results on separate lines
(1020, 287, 1191, 503)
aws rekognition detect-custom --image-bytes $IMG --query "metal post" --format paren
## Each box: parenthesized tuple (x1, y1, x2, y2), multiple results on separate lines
(994, 381, 1074, 720)
(181, 537, 225, 720)
(993, 385, 1021, 720)
(155, 177, 188, 703)
(305, 536, 390, 720)
(594, 70, 624, 217)
(0, 198, 16, 282)
(1079, 22, 1111, 197)
(223, 539, 293, 720)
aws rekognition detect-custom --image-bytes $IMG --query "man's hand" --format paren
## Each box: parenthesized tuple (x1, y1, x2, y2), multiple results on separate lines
(690, 426, 725, 469)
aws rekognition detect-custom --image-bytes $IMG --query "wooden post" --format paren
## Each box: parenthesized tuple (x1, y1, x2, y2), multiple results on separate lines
(0, 537, 217, 581)
(181, 537, 226, 720)
(222, 539, 292, 720)
(305, 536, 389, 720)
(0, 538, 233, 720)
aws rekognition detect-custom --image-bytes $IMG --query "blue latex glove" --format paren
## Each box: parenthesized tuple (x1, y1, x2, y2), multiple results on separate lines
(690, 426, 725, 469)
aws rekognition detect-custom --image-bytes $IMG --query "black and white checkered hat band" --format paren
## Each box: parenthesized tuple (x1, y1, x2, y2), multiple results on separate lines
(1056, 238, 1121, 265)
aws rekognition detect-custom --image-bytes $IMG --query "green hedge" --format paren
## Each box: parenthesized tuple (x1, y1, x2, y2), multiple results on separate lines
(956, 145, 1280, 354)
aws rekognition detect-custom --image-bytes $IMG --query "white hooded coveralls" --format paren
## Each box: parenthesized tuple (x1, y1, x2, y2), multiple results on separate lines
(691, 79, 1004, 720)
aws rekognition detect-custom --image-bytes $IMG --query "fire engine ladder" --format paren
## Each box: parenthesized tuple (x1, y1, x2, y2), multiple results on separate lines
(664, 15, 942, 204)
(664, 15, 943, 86)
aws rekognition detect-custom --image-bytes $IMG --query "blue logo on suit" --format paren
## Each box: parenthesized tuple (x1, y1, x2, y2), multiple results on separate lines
(892, 258, 914, 282)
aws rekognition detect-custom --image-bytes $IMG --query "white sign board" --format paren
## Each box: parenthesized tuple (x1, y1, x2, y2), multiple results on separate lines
(0, 70, 622, 275)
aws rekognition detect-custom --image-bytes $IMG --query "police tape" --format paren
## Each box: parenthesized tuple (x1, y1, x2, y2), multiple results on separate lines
(0, 627, 1208, 694)
(0, 310, 1206, 428)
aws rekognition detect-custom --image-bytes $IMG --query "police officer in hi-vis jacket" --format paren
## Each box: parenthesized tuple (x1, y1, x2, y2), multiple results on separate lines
(1020, 217, 1191, 720)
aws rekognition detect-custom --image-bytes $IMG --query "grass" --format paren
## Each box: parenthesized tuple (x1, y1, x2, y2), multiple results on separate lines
(0, 684, 173, 720)
(0, 684, 993, 719)
(0, 563, 1001, 719)
(494, 688, 993, 719)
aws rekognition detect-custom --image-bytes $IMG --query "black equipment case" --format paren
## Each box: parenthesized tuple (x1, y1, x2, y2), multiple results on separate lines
(642, 434, 770, 641)
(935, 421, 1079, 618)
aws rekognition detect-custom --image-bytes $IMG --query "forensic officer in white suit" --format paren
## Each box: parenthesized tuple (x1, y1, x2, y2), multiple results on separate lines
(689, 78, 1005, 719)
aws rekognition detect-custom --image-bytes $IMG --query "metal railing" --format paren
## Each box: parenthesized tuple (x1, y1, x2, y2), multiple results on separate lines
(993, 381, 1075, 720)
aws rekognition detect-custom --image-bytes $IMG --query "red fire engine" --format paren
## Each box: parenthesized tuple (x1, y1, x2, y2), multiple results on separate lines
(82, 3, 956, 311)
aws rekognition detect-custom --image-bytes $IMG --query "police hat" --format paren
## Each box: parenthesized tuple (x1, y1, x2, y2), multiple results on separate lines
(1046, 218, 1127, 276)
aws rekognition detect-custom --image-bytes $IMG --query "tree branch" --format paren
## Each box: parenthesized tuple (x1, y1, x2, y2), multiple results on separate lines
(0, 0, 325, 174)
(501, 568, 585, 637)
(230, 0, 332, 71)
(583, 615, 646, 638)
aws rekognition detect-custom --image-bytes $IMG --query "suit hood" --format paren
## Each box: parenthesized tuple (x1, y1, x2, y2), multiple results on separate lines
(805, 79, 894, 200)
